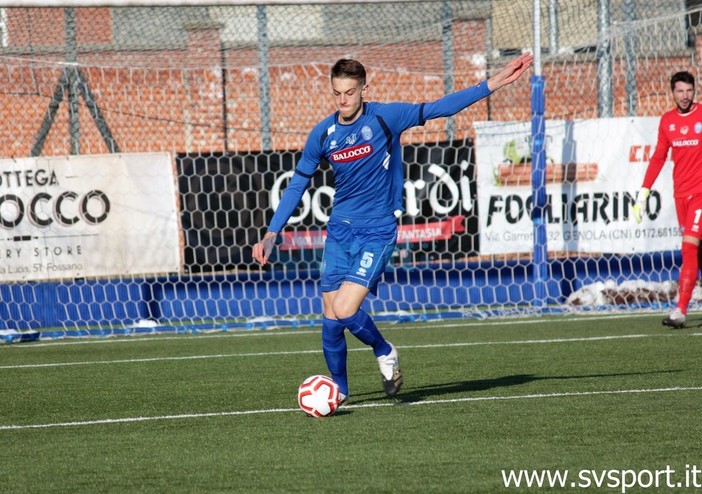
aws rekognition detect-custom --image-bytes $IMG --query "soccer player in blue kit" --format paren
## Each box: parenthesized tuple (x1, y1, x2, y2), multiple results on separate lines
(253, 52, 533, 404)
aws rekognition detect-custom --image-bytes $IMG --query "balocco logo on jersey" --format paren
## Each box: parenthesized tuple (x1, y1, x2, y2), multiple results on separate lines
(330, 144, 373, 163)
(672, 139, 699, 147)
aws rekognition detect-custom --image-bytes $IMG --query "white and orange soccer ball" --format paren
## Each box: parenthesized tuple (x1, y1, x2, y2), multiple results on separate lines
(297, 375, 341, 417)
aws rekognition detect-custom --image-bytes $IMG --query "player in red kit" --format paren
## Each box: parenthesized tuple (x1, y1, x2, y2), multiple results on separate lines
(633, 71, 702, 328)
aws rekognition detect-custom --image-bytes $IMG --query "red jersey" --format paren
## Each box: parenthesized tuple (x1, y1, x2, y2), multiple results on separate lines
(643, 103, 702, 198)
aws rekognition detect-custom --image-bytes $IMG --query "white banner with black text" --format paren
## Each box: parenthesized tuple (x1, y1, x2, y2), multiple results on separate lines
(475, 117, 679, 255)
(0, 152, 181, 281)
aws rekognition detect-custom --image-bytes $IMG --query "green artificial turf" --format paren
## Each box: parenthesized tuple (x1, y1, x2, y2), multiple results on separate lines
(1, 313, 701, 493)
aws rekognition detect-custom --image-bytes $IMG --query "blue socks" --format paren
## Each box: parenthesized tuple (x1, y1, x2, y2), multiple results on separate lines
(337, 309, 391, 358)
(322, 310, 391, 398)
(322, 317, 348, 396)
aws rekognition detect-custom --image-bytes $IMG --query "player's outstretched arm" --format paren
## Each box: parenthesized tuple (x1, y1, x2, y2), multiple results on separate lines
(487, 52, 534, 92)
(253, 231, 277, 266)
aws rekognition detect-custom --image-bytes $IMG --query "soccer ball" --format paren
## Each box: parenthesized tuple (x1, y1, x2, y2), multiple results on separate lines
(297, 375, 341, 417)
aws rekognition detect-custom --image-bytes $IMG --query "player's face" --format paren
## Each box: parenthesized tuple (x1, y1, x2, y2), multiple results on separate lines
(673, 81, 695, 113)
(332, 77, 367, 124)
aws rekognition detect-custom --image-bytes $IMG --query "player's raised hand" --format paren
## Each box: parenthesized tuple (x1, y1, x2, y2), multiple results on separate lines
(487, 52, 535, 92)
(253, 232, 277, 266)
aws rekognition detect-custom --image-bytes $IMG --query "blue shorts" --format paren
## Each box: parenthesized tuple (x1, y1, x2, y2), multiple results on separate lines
(321, 216, 398, 296)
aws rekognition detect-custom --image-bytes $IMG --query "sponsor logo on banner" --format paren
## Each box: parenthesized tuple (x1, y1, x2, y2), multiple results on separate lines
(260, 139, 478, 263)
(0, 152, 181, 281)
(475, 117, 680, 255)
(279, 216, 466, 251)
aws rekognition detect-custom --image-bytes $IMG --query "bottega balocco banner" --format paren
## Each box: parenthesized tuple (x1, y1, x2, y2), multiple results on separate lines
(475, 117, 679, 255)
(0, 152, 181, 281)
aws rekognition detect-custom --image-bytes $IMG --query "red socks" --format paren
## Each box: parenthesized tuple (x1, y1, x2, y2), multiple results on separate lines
(677, 241, 699, 315)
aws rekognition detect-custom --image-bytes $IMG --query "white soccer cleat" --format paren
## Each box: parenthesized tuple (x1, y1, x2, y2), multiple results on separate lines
(662, 308, 686, 329)
(377, 343, 403, 396)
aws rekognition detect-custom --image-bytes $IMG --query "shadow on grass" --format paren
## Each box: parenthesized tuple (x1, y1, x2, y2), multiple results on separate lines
(349, 369, 683, 405)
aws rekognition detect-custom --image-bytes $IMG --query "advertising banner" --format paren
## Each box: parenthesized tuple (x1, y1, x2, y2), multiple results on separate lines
(0, 152, 181, 281)
(178, 139, 477, 271)
(475, 117, 680, 255)
(275, 140, 477, 265)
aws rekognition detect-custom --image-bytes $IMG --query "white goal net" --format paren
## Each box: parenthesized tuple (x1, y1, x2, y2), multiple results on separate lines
(0, 0, 698, 337)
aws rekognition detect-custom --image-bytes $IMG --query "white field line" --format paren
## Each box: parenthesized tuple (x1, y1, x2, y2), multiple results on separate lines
(0, 333, 684, 370)
(0, 312, 670, 350)
(0, 329, 323, 349)
(2, 386, 701, 431)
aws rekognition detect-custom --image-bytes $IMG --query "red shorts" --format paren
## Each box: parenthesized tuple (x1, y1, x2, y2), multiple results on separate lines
(675, 194, 702, 239)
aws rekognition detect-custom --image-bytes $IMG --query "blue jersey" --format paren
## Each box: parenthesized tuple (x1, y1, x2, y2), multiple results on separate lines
(268, 81, 492, 233)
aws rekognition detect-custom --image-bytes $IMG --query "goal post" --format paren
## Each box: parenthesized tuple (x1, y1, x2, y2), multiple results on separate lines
(0, 0, 697, 338)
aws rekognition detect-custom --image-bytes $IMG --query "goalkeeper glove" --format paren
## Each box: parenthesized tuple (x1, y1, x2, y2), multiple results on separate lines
(632, 187, 650, 224)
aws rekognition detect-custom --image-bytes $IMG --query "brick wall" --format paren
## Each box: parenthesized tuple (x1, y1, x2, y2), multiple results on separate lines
(0, 13, 697, 158)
